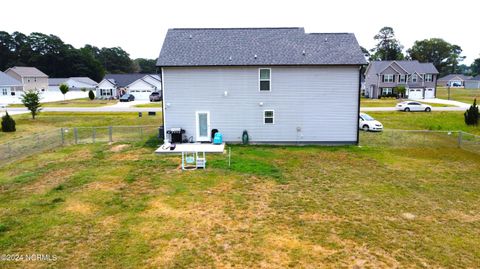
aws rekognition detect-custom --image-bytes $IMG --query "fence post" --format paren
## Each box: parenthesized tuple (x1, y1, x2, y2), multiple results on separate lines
(61, 128, 65, 146)
(74, 128, 78, 144)
(458, 131, 463, 148)
(92, 127, 96, 143)
(109, 126, 113, 143)
(140, 126, 143, 140)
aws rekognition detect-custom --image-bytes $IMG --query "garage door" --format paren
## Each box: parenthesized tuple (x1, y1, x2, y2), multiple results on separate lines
(128, 89, 152, 100)
(424, 88, 435, 99)
(408, 89, 423, 99)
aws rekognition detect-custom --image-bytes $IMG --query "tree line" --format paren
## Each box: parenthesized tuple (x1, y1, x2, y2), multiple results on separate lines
(0, 31, 157, 82)
(363, 27, 479, 77)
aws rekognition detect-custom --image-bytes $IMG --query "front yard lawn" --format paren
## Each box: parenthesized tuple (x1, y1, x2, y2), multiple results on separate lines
(367, 111, 480, 135)
(361, 97, 454, 107)
(0, 141, 479, 268)
(134, 102, 162, 108)
(8, 98, 118, 108)
(0, 112, 162, 140)
(436, 87, 480, 104)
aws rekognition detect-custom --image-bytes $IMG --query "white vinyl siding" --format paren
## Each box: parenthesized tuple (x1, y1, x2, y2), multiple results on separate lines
(163, 66, 359, 143)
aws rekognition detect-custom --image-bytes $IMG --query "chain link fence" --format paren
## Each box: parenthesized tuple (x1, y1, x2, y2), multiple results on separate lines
(0, 125, 161, 165)
(360, 129, 480, 154)
(1, 127, 479, 166)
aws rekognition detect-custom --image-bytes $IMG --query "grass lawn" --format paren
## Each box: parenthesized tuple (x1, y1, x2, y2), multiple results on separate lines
(436, 87, 480, 104)
(361, 97, 453, 107)
(0, 112, 162, 140)
(134, 102, 162, 108)
(0, 140, 479, 268)
(367, 111, 480, 135)
(8, 98, 118, 108)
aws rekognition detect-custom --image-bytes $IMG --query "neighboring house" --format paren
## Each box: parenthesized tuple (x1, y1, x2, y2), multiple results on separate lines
(364, 61, 439, 99)
(157, 27, 367, 144)
(464, 75, 480, 89)
(96, 74, 161, 100)
(49, 77, 98, 92)
(437, 74, 471, 88)
(4, 66, 48, 92)
(0, 71, 23, 98)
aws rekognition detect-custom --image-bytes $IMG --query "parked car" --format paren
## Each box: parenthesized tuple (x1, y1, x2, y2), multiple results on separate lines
(396, 101, 432, 112)
(120, 94, 135, 102)
(359, 113, 383, 132)
(149, 92, 162, 102)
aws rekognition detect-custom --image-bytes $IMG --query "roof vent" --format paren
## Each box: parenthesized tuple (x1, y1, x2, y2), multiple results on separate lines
(324, 37, 328, 42)
(302, 50, 306, 56)
(254, 54, 257, 59)
(229, 56, 232, 61)
(189, 35, 193, 39)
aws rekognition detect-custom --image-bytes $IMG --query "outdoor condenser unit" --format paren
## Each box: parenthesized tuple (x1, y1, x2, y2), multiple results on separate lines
(166, 128, 185, 143)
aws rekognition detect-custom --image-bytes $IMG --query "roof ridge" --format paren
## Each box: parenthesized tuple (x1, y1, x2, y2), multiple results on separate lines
(171, 27, 303, 31)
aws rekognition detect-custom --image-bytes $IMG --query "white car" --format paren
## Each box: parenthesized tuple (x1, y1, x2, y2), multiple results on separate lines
(396, 101, 432, 112)
(359, 113, 383, 132)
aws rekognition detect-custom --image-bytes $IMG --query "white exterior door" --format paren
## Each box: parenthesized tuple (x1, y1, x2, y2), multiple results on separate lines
(408, 88, 423, 99)
(424, 88, 435, 99)
(196, 111, 210, 142)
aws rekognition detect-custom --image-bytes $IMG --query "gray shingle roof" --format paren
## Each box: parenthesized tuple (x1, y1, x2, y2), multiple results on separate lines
(157, 28, 367, 67)
(49, 77, 98, 86)
(438, 74, 472, 81)
(0, 71, 22, 86)
(5, 66, 48, 77)
(48, 78, 68, 86)
(103, 74, 159, 87)
(368, 60, 439, 74)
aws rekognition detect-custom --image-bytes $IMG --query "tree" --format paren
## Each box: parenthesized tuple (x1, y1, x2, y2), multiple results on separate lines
(470, 58, 480, 76)
(370, 27, 404, 61)
(133, 58, 157, 73)
(407, 38, 465, 76)
(88, 90, 95, 100)
(1, 112, 16, 132)
(464, 99, 479, 126)
(360, 46, 370, 61)
(394, 85, 406, 98)
(59, 84, 69, 101)
(21, 90, 42, 119)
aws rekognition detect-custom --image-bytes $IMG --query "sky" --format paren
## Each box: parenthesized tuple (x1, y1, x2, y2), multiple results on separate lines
(1, 0, 478, 64)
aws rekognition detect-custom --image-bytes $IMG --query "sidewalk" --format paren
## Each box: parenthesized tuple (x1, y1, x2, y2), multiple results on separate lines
(413, 98, 470, 108)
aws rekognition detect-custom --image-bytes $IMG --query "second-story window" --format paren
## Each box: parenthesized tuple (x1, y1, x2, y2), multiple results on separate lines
(259, 68, 271, 91)
(399, 75, 406, 83)
(383, 74, 394, 83)
(412, 74, 418, 83)
(425, 74, 433, 82)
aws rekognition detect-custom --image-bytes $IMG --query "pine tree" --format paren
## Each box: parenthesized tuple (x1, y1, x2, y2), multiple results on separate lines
(88, 90, 95, 100)
(1, 112, 16, 132)
(464, 98, 479, 126)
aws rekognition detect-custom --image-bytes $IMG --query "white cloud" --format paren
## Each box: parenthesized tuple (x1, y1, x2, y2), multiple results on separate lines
(1, 0, 478, 64)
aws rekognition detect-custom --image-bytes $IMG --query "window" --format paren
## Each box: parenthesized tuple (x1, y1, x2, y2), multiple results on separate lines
(425, 74, 433, 82)
(382, 88, 393, 95)
(264, 110, 274, 124)
(399, 75, 406, 83)
(412, 74, 418, 83)
(259, 68, 271, 91)
(382, 74, 394, 83)
(1, 88, 7, 95)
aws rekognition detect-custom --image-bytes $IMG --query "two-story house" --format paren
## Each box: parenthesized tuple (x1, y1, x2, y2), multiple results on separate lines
(157, 27, 367, 144)
(364, 61, 439, 99)
(4, 66, 49, 94)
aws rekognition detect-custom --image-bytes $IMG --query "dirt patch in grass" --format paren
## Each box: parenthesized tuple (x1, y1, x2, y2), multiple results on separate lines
(22, 167, 76, 194)
(446, 210, 480, 223)
(85, 180, 126, 192)
(110, 144, 130, 152)
(64, 200, 96, 216)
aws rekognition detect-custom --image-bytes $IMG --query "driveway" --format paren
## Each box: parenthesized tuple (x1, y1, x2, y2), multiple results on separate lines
(106, 100, 151, 108)
(361, 106, 467, 112)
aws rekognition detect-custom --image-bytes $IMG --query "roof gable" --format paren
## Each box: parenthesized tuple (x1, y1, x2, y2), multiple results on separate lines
(157, 27, 367, 67)
(5, 66, 48, 77)
(0, 71, 22, 86)
(368, 60, 438, 75)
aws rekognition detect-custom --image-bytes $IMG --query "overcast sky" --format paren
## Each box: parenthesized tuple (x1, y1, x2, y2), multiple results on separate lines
(1, 0, 478, 64)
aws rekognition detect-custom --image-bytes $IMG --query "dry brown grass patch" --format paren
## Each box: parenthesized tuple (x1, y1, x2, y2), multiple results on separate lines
(22, 167, 76, 194)
(110, 144, 130, 152)
(64, 199, 96, 215)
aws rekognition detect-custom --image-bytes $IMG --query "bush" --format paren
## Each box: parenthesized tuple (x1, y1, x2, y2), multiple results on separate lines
(464, 98, 479, 126)
(88, 90, 95, 100)
(1, 112, 16, 132)
(20, 90, 42, 119)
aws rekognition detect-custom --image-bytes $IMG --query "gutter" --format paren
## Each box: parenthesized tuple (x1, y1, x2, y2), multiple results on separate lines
(356, 66, 363, 145)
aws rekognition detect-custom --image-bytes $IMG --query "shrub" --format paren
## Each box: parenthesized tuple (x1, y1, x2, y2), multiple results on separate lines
(464, 98, 479, 126)
(395, 85, 406, 98)
(20, 90, 42, 119)
(1, 112, 16, 132)
(88, 90, 95, 100)
(59, 84, 69, 100)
